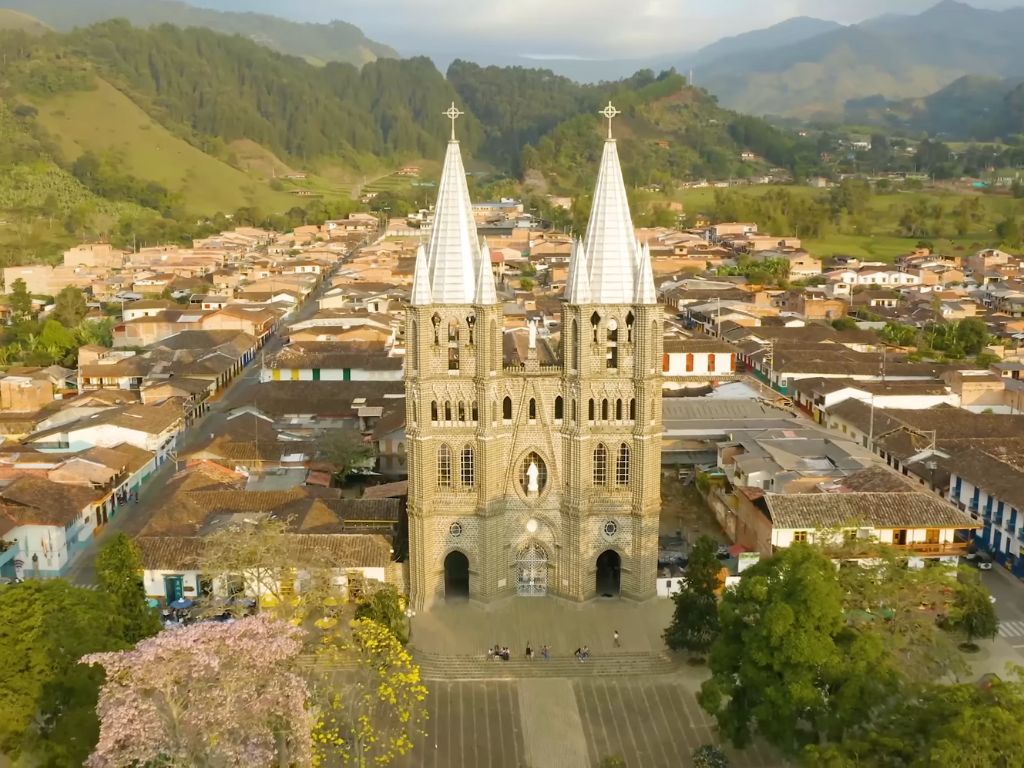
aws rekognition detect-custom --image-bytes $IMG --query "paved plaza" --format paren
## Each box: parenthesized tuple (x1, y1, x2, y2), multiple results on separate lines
(402, 599, 785, 768)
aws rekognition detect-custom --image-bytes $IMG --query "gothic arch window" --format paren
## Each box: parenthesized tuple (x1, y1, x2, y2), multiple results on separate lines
(437, 444, 453, 489)
(571, 319, 579, 371)
(409, 396, 418, 427)
(466, 314, 476, 345)
(615, 399, 623, 420)
(616, 443, 631, 486)
(458, 401, 466, 422)
(444, 402, 452, 422)
(529, 398, 537, 420)
(448, 319, 459, 343)
(629, 398, 636, 421)
(601, 399, 609, 421)
(409, 320, 417, 369)
(588, 399, 595, 422)
(554, 396, 564, 421)
(503, 396, 513, 421)
(625, 311, 635, 343)
(431, 401, 438, 422)
(471, 401, 478, 422)
(590, 311, 601, 343)
(460, 445, 475, 488)
(593, 444, 608, 486)
(607, 318, 618, 369)
(431, 313, 441, 345)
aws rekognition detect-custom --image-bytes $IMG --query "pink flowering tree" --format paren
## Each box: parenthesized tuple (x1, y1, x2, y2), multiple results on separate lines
(82, 616, 312, 768)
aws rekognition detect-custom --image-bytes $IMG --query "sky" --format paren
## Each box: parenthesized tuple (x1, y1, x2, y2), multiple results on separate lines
(192, 1, 1024, 58)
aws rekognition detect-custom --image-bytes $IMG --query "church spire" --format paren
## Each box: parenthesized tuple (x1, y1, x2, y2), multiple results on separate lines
(410, 243, 432, 306)
(634, 242, 656, 305)
(475, 238, 497, 305)
(565, 238, 592, 304)
(583, 105, 640, 305)
(425, 104, 480, 304)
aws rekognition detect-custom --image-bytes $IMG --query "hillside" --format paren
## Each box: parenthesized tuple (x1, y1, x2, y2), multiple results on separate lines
(0, 0, 398, 66)
(0, 9, 49, 34)
(696, 1, 1024, 117)
(687, 16, 843, 69)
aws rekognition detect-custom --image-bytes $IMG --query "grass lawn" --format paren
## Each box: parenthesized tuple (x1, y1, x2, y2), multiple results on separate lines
(31, 78, 299, 214)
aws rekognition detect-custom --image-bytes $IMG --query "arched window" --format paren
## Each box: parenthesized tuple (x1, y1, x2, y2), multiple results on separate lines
(588, 399, 595, 421)
(471, 401, 478, 422)
(444, 402, 452, 421)
(601, 399, 609, 421)
(554, 396, 564, 421)
(409, 320, 417, 369)
(607, 319, 618, 369)
(503, 396, 513, 421)
(458, 402, 466, 421)
(448, 320, 459, 343)
(529, 398, 537, 420)
(615, 399, 623, 420)
(685, 353, 694, 373)
(629, 398, 636, 421)
(708, 353, 717, 372)
(616, 443, 630, 486)
(431, 401, 438, 422)
(466, 315, 476, 345)
(437, 445, 453, 489)
(593, 444, 608, 485)
(625, 311, 635, 343)
(431, 313, 441, 345)
(590, 311, 601, 343)
(460, 445, 474, 488)
(571, 319, 579, 371)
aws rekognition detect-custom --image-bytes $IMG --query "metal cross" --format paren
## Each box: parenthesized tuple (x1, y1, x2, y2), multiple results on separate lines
(599, 101, 621, 139)
(443, 101, 464, 141)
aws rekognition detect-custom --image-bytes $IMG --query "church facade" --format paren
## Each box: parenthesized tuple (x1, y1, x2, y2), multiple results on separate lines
(405, 112, 663, 610)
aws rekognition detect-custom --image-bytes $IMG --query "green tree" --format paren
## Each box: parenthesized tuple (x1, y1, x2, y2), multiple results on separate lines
(8, 277, 32, 321)
(698, 545, 845, 751)
(319, 429, 375, 483)
(950, 570, 999, 648)
(831, 317, 858, 332)
(52, 285, 89, 327)
(96, 533, 162, 644)
(37, 318, 77, 363)
(996, 216, 1022, 248)
(663, 536, 720, 658)
(355, 583, 410, 644)
(692, 744, 730, 768)
(0, 580, 128, 764)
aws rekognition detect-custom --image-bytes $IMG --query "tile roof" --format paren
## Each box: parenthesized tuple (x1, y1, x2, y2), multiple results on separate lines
(0, 475, 106, 526)
(763, 491, 976, 530)
(943, 448, 1024, 510)
(135, 533, 393, 570)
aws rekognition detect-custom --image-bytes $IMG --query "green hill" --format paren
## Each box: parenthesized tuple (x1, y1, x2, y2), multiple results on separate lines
(0, 9, 50, 34)
(1, 0, 397, 66)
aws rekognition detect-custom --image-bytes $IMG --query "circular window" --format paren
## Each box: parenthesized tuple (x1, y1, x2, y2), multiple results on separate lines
(603, 520, 618, 538)
(449, 522, 463, 538)
(526, 518, 539, 534)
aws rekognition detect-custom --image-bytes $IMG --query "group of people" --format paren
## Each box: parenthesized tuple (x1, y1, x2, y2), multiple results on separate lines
(488, 643, 552, 661)
(574, 646, 591, 662)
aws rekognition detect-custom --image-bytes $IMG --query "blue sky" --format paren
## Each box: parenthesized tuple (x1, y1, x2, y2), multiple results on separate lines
(191, 1, 1023, 57)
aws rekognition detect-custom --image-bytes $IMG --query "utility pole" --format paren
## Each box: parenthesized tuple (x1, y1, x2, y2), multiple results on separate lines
(868, 394, 876, 454)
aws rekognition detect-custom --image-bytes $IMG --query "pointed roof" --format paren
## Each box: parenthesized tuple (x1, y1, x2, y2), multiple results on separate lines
(634, 242, 657, 304)
(426, 140, 479, 304)
(565, 238, 593, 304)
(583, 139, 639, 304)
(475, 240, 497, 305)
(410, 244, 432, 306)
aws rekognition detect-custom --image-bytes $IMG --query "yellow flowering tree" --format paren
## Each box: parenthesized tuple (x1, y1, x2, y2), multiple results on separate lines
(311, 618, 428, 767)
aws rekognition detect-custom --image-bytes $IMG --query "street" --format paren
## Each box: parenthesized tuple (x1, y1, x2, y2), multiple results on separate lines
(981, 564, 1024, 655)
(64, 243, 357, 585)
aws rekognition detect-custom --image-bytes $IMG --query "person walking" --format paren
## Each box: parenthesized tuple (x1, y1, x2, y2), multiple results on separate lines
(613, 629, 620, 648)
(525, 642, 534, 661)
(541, 644, 550, 661)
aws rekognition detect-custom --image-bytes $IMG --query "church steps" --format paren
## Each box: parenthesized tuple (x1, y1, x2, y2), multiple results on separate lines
(410, 650, 678, 680)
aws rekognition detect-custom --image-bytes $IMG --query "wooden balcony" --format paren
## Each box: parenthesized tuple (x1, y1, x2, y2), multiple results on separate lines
(890, 541, 968, 555)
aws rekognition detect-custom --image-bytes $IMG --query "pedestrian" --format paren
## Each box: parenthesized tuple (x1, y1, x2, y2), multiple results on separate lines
(613, 629, 620, 648)
(525, 642, 534, 661)
(541, 644, 550, 661)
(581, 645, 590, 662)
(574, 647, 582, 661)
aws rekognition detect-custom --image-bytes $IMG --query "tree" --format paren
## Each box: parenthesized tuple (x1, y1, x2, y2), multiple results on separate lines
(96, 533, 162, 644)
(950, 570, 999, 648)
(83, 616, 312, 768)
(996, 216, 1022, 248)
(692, 744, 730, 768)
(312, 618, 428, 767)
(663, 536, 720, 658)
(354, 583, 409, 644)
(698, 544, 845, 751)
(53, 285, 88, 327)
(831, 317, 858, 332)
(0, 580, 128, 765)
(319, 429, 375, 482)
(8, 277, 32, 321)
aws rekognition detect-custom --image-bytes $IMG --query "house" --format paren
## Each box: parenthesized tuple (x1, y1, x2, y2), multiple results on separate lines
(661, 337, 736, 382)
(260, 343, 403, 383)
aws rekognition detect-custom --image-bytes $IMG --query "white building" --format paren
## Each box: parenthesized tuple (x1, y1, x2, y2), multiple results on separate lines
(948, 448, 1024, 575)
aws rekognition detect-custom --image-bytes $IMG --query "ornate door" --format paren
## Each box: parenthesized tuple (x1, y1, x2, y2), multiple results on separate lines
(516, 543, 547, 596)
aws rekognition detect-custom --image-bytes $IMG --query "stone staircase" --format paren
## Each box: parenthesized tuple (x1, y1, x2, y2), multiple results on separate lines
(411, 649, 679, 680)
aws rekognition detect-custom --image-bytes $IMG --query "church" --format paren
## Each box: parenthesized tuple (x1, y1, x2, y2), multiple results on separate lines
(404, 104, 663, 610)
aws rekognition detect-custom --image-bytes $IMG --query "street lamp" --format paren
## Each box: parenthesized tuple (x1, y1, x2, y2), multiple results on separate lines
(404, 606, 416, 641)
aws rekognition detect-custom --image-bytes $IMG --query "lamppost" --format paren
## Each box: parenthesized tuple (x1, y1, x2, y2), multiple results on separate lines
(404, 606, 416, 642)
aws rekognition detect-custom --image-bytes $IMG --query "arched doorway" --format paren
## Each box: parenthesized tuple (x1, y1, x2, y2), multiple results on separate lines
(516, 543, 548, 596)
(596, 550, 621, 597)
(444, 551, 469, 600)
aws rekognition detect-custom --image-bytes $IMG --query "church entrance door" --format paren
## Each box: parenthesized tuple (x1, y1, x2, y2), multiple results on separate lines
(516, 543, 547, 596)
(444, 551, 470, 600)
(596, 550, 621, 597)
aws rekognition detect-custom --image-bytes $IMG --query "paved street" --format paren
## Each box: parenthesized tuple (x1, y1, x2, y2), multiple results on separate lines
(981, 565, 1024, 655)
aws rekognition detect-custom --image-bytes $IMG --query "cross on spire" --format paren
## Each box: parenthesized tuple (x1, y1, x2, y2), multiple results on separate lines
(599, 101, 621, 139)
(443, 101, 464, 141)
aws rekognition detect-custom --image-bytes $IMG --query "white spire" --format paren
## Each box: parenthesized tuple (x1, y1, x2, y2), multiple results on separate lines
(583, 138, 639, 304)
(410, 243, 432, 306)
(635, 242, 656, 305)
(565, 238, 593, 304)
(475, 239, 497, 305)
(426, 139, 480, 304)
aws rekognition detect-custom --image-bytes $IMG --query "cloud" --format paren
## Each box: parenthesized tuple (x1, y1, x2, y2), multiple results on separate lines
(191, 1, 1021, 57)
